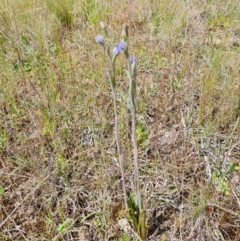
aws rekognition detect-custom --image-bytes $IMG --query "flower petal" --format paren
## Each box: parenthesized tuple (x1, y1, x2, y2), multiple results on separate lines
(117, 41, 127, 51)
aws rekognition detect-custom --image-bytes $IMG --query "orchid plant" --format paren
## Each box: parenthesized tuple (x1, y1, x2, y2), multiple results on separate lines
(95, 23, 146, 240)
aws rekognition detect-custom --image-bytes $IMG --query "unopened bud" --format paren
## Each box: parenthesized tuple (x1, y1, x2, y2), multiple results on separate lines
(95, 35, 105, 45)
(100, 21, 108, 36)
(121, 24, 129, 42)
(100, 21, 106, 30)
(129, 55, 136, 78)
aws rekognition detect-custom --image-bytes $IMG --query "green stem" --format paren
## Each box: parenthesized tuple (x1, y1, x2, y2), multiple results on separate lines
(107, 51, 127, 209)
(127, 58, 142, 211)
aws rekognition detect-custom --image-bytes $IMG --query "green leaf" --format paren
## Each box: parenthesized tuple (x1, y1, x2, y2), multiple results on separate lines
(57, 220, 68, 232)
(127, 191, 139, 231)
(139, 210, 147, 240)
(233, 163, 240, 171)
(0, 185, 5, 196)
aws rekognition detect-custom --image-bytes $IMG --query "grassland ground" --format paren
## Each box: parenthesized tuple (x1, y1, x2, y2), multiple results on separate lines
(0, 0, 240, 240)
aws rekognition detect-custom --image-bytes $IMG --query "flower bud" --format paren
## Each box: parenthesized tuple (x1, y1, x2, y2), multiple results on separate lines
(95, 35, 105, 45)
(121, 24, 128, 42)
(129, 55, 136, 78)
(113, 46, 120, 57)
(129, 55, 136, 64)
(100, 21, 108, 36)
(100, 21, 106, 30)
(113, 41, 127, 57)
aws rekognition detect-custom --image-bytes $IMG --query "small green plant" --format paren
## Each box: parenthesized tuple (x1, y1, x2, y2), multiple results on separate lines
(56, 220, 69, 233)
(82, 0, 101, 25)
(136, 122, 148, 147)
(0, 185, 5, 196)
(47, 0, 74, 28)
(95, 23, 146, 240)
(56, 218, 74, 239)
(212, 172, 230, 195)
(41, 107, 54, 136)
(116, 233, 132, 241)
(212, 162, 239, 195)
(0, 130, 7, 150)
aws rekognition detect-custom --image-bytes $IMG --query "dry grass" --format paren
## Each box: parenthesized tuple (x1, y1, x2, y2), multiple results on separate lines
(0, 0, 240, 240)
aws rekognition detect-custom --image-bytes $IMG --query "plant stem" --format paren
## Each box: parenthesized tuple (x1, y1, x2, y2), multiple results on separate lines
(108, 54, 127, 209)
(112, 86, 128, 209)
(128, 61, 142, 211)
